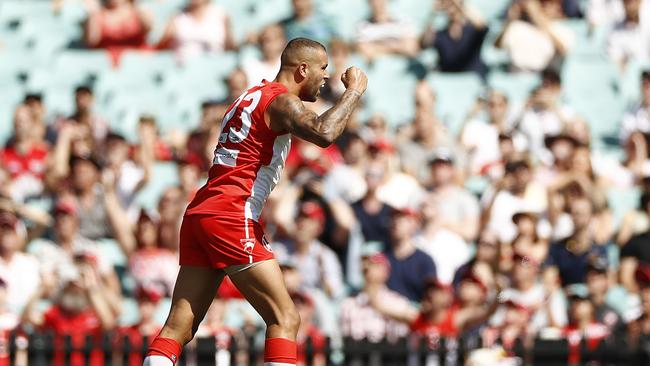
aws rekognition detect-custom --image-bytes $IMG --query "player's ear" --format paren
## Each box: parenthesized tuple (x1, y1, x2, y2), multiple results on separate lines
(298, 62, 309, 79)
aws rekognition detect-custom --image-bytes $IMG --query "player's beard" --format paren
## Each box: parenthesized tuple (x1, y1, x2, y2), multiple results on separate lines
(302, 78, 321, 102)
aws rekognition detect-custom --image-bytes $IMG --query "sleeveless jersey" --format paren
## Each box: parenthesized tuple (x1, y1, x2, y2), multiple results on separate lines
(185, 80, 291, 222)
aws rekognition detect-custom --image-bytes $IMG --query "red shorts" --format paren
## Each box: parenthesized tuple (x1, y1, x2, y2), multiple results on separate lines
(179, 214, 275, 269)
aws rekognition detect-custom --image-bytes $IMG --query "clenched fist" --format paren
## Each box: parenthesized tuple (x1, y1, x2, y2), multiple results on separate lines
(341, 67, 368, 94)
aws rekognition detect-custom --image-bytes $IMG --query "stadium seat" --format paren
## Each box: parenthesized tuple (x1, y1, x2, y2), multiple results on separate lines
(562, 56, 624, 143)
(427, 72, 484, 134)
(487, 70, 541, 106)
(389, 0, 433, 34)
(97, 238, 128, 267)
(607, 187, 641, 230)
(133, 162, 180, 211)
(253, 0, 293, 27)
(365, 55, 418, 127)
(469, 0, 510, 21)
(0, 1, 54, 25)
(318, 0, 369, 41)
(53, 50, 113, 80)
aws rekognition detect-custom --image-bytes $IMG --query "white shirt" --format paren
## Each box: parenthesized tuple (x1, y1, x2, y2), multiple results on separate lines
(501, 20, 575, 72)
(172, 5, 228, 62)
(0, 253, 40, 313)
(322, 163, 367, 203)
(491, 284, 568, 331)
(414, 229, 470, 284)
(242, 58, 281, 89)
(607, 21, 650, 65)
(483, 184, 548, 243)
(461, 120, 501, 174)
(620, 104, 650, 142)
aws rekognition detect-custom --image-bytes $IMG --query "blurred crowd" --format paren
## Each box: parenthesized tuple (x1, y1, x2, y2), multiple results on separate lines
(3, 0, 650, 365)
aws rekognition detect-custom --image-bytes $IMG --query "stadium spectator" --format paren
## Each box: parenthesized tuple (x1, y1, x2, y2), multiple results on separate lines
(274, 201, 345, 299)
(516, 70, 584, 162)
(157, 0, 235, 63)
(319, 39, 351, 105)
(546, 196, 609, 286)
(620, 193, 650, 292)
(607, 0, 649, 70)
(28, 200, 122, 306)
(481, 299, 533, 355)
(291, 291, 326, 366)
(398, 83, 456, 184)
(347, 162, 393, 249)
(414, 192, 471, 284)
(155, 187, 185, 252)
(0, 211, 40, 313)
(425, 149, 480, 241)
(242, 24, 286, 88)
(452, 230, 500, 289)
(584, 257, 624, 334)
(562, 285, 611, 365)
(83, 0, 152, 65)
(586, 0, 625, 27)
(494, 253, 567, 332)
(126, 210, 178, 296)
(385, 207, 437, 301)
(355, 0, 419, 61)
(22, 261, 116, 366)
(421, 0, 488, 77)
(621, 70, 650, 142)
(482, 160, 548, 243)
(340, 251, 414, 342)
(48, 86, 109, 145)
(510, 210, 550, 265)
(461, 91, 524, 177)
(1, 105, 49, 202)
(281, 0, 336, 45)
(113, 284, 164, 366)
(496, 0, 574, 72)
(322, 132, 367, 204)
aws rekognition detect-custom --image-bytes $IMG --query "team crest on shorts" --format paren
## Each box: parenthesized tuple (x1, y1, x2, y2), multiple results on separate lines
(240, 238, 255, 254)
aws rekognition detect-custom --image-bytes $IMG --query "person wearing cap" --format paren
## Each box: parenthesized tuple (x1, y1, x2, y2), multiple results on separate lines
(22, 260, 117, 366)
(274, 200, 345, 300)
(340, 251, 415, 343)
(620, 70, 650, 143)
(585, 257, 624, 335)
(481, 298, 533, 355)
(0, 210, 41, 314)
(29, 200, 122, 310)
(482, 158, 548, 243)
(510, 210, 549, 265)
(425, 148, 480, 242)
(621, 193, 650, 293)
(547, 196, 609, 286)
(562, 285, 610, 365)
(385, 206, 438, 302)
(494, 252, 567, 332)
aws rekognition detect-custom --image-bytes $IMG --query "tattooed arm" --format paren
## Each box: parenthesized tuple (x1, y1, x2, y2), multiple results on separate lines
(268, 67, 367, 147)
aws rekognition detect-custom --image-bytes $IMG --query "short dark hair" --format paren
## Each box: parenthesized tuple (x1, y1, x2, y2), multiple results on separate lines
(24, 93, 42, 103)
(280, 38, 326, 66)
(75, 85, 93, 95)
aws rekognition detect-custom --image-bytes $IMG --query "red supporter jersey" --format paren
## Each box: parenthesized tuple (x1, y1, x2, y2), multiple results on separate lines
(185, 80, 290, 222)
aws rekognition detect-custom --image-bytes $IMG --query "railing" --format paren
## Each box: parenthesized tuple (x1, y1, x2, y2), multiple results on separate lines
(4, 331, 650, 365)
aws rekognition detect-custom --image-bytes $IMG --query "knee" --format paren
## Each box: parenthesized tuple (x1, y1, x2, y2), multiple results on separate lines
(275, 305, 301, 335)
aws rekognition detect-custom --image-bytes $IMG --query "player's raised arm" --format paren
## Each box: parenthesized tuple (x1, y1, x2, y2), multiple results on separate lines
(269, 67, 368, 148)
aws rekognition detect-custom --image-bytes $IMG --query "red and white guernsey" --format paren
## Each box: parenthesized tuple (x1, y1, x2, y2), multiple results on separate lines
(185, 80, 290, 223)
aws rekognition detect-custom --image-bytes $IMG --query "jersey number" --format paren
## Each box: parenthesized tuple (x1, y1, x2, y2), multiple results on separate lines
(213, 90, 262, 167)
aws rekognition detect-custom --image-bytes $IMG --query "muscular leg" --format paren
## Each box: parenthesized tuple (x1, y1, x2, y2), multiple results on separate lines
(144, 265, 224, 365)
(229, 259, 300, 365)
(159, 265, 226, 344)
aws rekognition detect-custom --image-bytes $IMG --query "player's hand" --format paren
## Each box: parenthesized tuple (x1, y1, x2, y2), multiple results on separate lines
(341, 67, 368, 94)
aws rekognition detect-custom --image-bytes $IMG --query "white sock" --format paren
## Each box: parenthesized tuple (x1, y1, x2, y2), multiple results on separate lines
(263, 363, 296, 366)
(143, 355, 174, 366)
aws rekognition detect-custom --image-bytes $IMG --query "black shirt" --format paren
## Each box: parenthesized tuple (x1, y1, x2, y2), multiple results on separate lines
(621, 232, 650, 263)
(351, 200, 393, 249)
(547, 238, 608, 286)
(433, 23, 488, 78)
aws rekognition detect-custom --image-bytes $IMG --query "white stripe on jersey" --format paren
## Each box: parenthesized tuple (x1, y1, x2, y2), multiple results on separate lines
(245, 134, 291, 221)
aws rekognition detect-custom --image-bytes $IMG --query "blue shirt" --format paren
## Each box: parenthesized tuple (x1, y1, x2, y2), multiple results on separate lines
(385, 247, 437, 302)
(547, 239, 608, 286)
